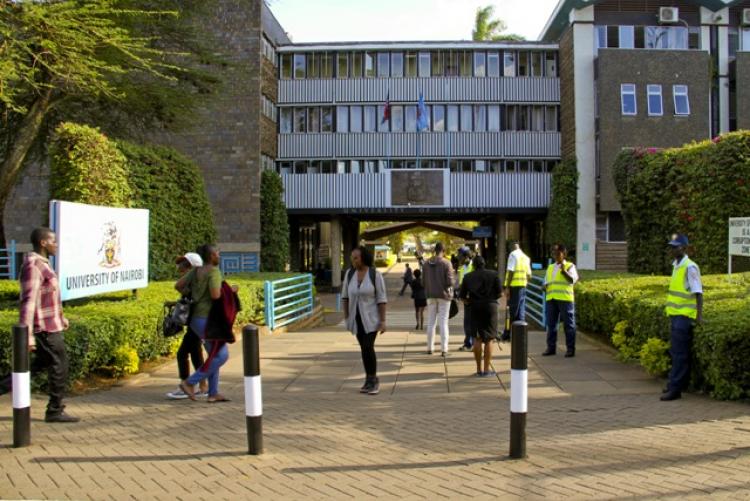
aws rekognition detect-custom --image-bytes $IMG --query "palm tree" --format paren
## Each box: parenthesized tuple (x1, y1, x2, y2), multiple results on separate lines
(472, 5, 524, 41)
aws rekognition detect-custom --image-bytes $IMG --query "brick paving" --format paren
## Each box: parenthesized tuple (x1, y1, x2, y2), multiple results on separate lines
(1, 261, 750, 500)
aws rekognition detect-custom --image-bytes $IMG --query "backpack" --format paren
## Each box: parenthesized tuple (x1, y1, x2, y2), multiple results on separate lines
(346, 266, 380, 296)
(160, 296, 192, 337)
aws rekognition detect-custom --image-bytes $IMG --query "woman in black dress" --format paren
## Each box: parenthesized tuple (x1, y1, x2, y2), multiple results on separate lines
(411, 269, 427, 330)
(459, 256, 502, 376)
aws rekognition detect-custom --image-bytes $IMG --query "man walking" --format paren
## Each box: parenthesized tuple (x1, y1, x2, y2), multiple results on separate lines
(661, 234, 703, 402)
(456, 247, 475, 352)
(542, 243, 578, 358)
(501, 241, 532, 342)
(423, 242, 454, 356)
(399, 263, 413, 296)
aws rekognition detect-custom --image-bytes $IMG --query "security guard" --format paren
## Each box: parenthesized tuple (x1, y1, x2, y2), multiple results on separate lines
(662, 234, 703, 402)
(543, 243, 578, 358)
(501, 241, 532, 342)
(457, 247, 475, 351)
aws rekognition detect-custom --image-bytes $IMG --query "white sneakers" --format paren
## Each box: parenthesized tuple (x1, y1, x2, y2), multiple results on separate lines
(166, 387, 208, 400)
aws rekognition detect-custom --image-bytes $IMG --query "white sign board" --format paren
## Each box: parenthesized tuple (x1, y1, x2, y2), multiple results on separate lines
(729, 217, 750, 257)
(50, 201, 150, 301)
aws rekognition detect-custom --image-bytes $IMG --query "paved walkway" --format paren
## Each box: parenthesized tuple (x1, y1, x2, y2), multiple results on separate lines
(1, 260, 749, 500)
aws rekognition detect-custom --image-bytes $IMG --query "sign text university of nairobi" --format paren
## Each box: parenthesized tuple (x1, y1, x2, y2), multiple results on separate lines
(50, 200, 150, 301)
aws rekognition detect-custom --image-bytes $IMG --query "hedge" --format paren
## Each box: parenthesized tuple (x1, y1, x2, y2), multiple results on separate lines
(545, 157, 578, 252)
(0, 273, 296, 388)
(575, 271, 750, 400)
(613, 131, 750, 274)
(260, 170, 290, 272)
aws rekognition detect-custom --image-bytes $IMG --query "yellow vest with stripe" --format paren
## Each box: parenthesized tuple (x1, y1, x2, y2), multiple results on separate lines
(545, 262, 575, 302)
(665, 258, 698, 319)
(508, 253, 531, 287)
(458, 262, 474, 285)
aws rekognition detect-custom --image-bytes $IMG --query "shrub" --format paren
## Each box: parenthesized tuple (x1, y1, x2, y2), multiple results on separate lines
(545, 157, 578, 252)
(110, 345, 140, 376)
(639, 337, 670, 377)
(260, 170, 290, 271)
(614, 132, 750, 274)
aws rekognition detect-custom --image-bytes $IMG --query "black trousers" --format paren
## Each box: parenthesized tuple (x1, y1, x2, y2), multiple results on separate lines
(355, 311, 377, 377)
(177, 328, 205, 381)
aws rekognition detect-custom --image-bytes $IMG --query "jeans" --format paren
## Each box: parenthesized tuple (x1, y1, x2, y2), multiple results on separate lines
(185, 317, 228, 397)
(667, 315, 694, 393)
(177, 327, 204, 381)
(355, 311, 377, 377)
(462, 303, 473, 348)
(545, 300, 576, 352)
(426, 298, 450, 353)
(508, 287, 527, 322)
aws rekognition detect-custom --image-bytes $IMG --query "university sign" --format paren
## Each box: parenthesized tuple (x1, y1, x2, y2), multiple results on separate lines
(728, 217, 750, 274)
(49, 201, 150, 301)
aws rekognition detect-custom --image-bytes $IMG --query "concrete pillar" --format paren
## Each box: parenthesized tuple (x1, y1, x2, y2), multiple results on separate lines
(496, 215, 507, 278)
(331, 216, 342, 289)
(289, 218, 300, 271)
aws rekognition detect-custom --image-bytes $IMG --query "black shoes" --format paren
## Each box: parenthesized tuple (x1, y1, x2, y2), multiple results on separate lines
(660, 391, 682, 401)
(45, 412, 80, 423)
(542, 349, 556, 356)
(368, 378, 380, 395)
(500, 333, 511, 343)
(564, 349, 575, 358)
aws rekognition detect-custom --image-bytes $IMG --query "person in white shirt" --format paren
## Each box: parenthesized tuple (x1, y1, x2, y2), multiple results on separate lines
(501, 241, 532, 342)
(542, 243, 579, 357)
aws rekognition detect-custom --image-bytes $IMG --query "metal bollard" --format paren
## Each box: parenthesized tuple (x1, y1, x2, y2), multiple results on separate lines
(509, 321, 527, 459)
(13, 324, 31, 448)
(242, 325, 263, 455)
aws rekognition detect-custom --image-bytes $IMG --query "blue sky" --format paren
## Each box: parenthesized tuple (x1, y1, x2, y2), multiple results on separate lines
(267, 0, 561, 43)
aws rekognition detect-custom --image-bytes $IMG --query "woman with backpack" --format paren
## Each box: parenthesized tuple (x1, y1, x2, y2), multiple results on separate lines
(341, 246, 387, 395)
(411, 268, 427, 330)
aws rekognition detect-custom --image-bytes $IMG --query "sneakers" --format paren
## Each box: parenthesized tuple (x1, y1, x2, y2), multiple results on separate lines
(368, 378, 380, 395)
(359, 379, 372, 393)
(45, 412, 80, 423)
(167, 388, 189, 400)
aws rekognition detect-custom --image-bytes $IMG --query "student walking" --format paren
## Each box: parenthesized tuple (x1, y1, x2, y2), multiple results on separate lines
(423, 242, 455, 356)
(399, 263, 414, 296)
(341, 246, 388, 395)
(456, 246, 475, 352)
(543, 243, 579, 357)
(459, 256, 502, 376)
(501, 241, 532, 342)
(411, 269, 427, 330)
(661, 234, 703, 402)
(166, 252, 209, 400)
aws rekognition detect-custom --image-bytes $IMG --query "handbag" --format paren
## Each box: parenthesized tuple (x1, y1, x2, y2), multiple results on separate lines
(449, 298, 459, 319)
(160, 297, 192, 337)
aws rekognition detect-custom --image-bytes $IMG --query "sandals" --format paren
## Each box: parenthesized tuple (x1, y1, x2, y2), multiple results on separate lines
(207, 395, 231, 403)
(178, 381, 196, 401)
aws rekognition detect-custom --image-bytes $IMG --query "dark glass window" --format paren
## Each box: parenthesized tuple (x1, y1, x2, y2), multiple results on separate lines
(337, 53, 349, 78)
(377, 53, 390, 77)
(281, 54, 292, 79)
(322, 107, 333, 132)
(474, 52, 486, 77)
(487, 52, 500, 77)
(391, 52, 403, 77)
(293, 54, 306, 79)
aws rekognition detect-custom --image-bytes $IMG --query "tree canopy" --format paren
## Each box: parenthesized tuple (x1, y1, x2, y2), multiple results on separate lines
(472, 5, 524, 42)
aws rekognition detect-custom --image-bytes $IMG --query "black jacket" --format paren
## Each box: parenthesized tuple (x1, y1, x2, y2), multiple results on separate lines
(459, 268, 502, 304)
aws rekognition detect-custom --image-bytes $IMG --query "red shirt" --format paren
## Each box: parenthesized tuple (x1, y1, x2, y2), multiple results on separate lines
(19, 252, 67, 335)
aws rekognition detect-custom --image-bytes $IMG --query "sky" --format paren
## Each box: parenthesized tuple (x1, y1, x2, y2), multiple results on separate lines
(267, 0, 561, 43)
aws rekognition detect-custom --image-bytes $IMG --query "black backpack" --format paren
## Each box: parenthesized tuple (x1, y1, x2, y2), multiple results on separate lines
(345, 266, 380, 296)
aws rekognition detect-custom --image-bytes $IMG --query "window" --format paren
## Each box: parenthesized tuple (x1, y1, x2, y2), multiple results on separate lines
(544, 52, 557, 77)
(460, 105, 472, 131)
(474, 52, 486, 77)
(294, 108, 306, 132)
(517, 105, 529, 131)
(595, 26, 607, 50)
(742, 28, 750, 52)
(431, 51, 444, 76)
(530, 52, 543, 77)
(647, 84, 663, 116)
(460, 51, 473, 76)
(307, 53, 320, 79)
(307, 107, 319, 132)
(280, 108, 292, 133)
(364, 52, 375, 77)
(503, 51, 516, 77)
(293, 161, 308, 174)
(433, 105, 445, 132)
(487, 52, 500, 77)
(607, 26, 619, 49)
(364, 106, 377, 132)
(447, 105, 459, 132)
(488, 105, 501, 131)
(337, 161, 347, 174)
(391, 52, 404, 77)
(281, 54, 292, 79)
(391, 106, 404, 132)
(646, 26, 687, 49)
(377, 53, 390, 77)
(531, 106, 544, 131)
(473, 105, 487, 132)
(377, 105, 389, 132)
(261, 95, 276, 122)
(293, 54, 306, 78)
(517, 52, 529, 76)
(505, 106, 517, 130)
(545, 106, 558, 132)
(261, 38, 276, 65)
(673, 85, 690, 115)
(418, 52, 430, 77)
(351, 52, 363, 77)
(619, 26, 635, 49)
(350, 106, 363, 132)
(446, 51, 460, 76)
(322, 107, 333, 132)
(320, 53, 333, 78)
(405, 52, 417, 77)
(364, 160, 378, 174)
(350, 160, 361, 174)
(337, 53, 349, 78)
(475, 160, 486, 173)
(308, 160, 320, 174)
(279, 161, 292, 175)
(336, 106, 349, 132)
(621, 84, 637, 115)
(405, 106, 417, 132)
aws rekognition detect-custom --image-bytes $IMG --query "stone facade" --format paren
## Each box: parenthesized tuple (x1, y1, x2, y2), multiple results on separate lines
(6, 161, 49, 251)
(559, 27, 576, 161)
(737, 52, 750, 131)
(596, 49, 711, 212)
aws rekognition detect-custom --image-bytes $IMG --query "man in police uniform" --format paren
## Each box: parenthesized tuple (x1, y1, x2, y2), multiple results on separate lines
(542, 243, 578, 357)
(662, 234, 703, 401)
(501, 241, 532, 342)
(457, 246, 475, 351)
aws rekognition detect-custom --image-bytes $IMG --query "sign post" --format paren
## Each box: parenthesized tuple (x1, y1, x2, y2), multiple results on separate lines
(728, 217, 750, 275)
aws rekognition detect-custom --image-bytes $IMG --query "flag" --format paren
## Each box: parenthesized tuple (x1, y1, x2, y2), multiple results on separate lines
(381, 90, 391, 124)
(417, 92, 428, 132)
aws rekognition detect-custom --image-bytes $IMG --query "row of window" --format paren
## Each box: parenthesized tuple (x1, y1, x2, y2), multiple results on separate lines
(261, 95, 277, 122)
(729, 27, 750, 56)
(262, 37, 277, 66)
(595, 25, 701, 51)
(620, 84, 690, 116)
(279, 50, 558, 80)
(277, 159, 560, 175)
(280, 105, 559, 134)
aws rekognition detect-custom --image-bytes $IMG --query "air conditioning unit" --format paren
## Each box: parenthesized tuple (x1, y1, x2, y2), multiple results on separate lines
(659, 6, 679, 24)
(742, 9, 750, 26)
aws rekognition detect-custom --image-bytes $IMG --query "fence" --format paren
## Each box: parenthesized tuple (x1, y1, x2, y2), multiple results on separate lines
(526, 275, 546, 329)
(0, 241, 16, 280)
(263, 274, 314, 331)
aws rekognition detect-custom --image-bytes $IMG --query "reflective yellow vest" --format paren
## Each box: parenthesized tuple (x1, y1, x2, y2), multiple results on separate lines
(458, 261, 474, 285)
(545, 262, 575, 302)
(507, 253, 531, 288)
(665, 258, 698, 319)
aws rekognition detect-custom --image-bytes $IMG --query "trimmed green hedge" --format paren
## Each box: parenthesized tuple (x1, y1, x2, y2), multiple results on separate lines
(613, 131, 750, 274)
(545, 157, 578, 251)
(260, 170, 290, 272)
(0, 273, 294, 387)
(576, 271, 750, 400)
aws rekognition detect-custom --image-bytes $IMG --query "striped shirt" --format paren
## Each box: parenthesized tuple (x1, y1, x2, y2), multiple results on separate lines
(19, 252, 67, 335)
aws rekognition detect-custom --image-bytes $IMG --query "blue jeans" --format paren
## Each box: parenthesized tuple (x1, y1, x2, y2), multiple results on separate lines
(185, 317, 229, 397)
(667, 315, 694, 393)
(545, 300, 576, 352)
(462, 303, 473, 348)
(508, 287, 527, 322)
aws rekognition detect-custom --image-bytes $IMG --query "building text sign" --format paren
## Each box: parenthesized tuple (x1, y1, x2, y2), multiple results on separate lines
(729, 217, 750, 257)
(50, 201, 150, 301)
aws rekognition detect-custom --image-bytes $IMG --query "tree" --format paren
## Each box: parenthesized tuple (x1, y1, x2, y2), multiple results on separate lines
(545, 158, 578, 253)
(260, 171, 290, 272)
(0, 0, 215, 245)
(472, 5, 524, 42)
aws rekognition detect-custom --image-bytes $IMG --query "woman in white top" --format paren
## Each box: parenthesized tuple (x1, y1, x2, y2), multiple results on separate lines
(341, 246, 387, 395)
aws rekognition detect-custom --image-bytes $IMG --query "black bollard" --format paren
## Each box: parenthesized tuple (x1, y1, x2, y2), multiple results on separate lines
(509, 320, 527, 459)
(242, 325, 263, 455)
(13, 324, 31, 448)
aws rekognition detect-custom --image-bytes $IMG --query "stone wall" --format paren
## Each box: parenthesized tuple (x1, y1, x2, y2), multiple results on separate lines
(559, 26, 576, 161)
(737, 52, 750, 131)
